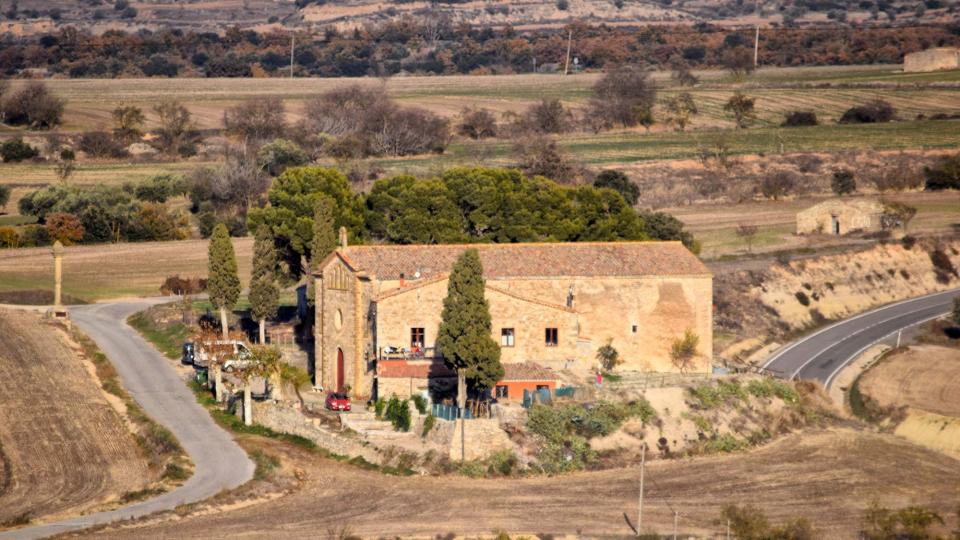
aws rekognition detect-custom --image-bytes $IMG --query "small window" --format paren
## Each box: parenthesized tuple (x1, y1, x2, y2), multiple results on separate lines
(632, 325, 638, 334)
(495, 385, 508, 398)
(410, 328, 425, 349)
(545, 328, 558, 347)
(500, 328, 515, 347)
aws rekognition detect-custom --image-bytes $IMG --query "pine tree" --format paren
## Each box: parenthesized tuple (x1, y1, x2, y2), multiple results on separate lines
(438, 249, 503, 410)
(249, 226, 279, 343)
(207, 223, 241, 340)
(311, 196, 338, 267)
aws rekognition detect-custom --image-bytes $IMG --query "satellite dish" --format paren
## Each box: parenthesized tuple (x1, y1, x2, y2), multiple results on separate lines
(414, 270, 421, 279)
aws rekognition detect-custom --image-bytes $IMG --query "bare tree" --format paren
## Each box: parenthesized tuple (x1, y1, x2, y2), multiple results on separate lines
(223, 97, 287, 145)
(588, 64, 656, 130)
(736, 224, 759, 253)
(512, 134, 579, 183)
(723, 92, 756, 129)
(664, 93, 698, 132)
(152, 99, 195, 156)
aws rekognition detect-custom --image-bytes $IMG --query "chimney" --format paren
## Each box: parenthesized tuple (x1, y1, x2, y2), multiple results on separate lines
(339, 226, 348, 249)
(399, 272, 406, 288)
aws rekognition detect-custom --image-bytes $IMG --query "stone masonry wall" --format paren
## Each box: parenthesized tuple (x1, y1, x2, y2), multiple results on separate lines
(252, 401, 382, 464)
(374, 275, 713, 373)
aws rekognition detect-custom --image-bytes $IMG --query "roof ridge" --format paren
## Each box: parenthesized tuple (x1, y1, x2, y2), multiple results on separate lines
(344, 240, 684, 250)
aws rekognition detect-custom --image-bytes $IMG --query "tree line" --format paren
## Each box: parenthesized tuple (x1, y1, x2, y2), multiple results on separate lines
(0, 21, 957, 78)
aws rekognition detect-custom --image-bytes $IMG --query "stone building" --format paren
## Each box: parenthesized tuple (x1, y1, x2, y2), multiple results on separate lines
(314, 233, 713, 399)
(796, 199, 884, 236)
(903, 47, 960, 73)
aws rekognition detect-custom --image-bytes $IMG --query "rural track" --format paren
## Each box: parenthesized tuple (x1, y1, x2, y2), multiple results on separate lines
(0, 300, 253, 540)
(762, 287, 960, 389)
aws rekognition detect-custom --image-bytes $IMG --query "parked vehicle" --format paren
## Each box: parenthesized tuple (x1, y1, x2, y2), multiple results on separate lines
(181, 342, 195, 365)
(195, 340, 251, 371)
(325, 392, 351, 411)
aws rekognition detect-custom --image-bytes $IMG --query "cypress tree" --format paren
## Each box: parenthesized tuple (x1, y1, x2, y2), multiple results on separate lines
(207, 223, 241, 340)
(438, 249, 503, 409)
(311, 195, 338, 267)
(307, 196, 338, 305)
(249, 226, 279, 344)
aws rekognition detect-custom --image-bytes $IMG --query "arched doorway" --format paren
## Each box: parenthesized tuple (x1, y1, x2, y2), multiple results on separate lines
(336, 348, 345, 393)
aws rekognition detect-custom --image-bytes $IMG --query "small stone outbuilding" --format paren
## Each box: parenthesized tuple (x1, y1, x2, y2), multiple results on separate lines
(796, 198, 884, 236)
(903, 48, 960, 72)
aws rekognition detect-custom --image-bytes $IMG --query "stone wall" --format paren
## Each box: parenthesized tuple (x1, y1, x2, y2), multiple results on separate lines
(251, 401, 382, 464)
(374, 275, 712, 373)
(796, 199, 883, 235)
(439, 417, 517, 461)
(904, 48, 960, 72)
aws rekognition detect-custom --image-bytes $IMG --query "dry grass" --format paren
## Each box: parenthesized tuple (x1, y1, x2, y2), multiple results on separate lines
(76, 428, 960, 538)
(859, 344, 960, 417)
(2, 65, 957, 133)
(0, 237, 253, 301)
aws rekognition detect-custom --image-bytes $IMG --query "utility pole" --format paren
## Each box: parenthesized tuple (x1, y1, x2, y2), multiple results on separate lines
(673, 511, 679, 540)
(637, 442, 646, 537)
(290, 32, 295, 79)
(726, 519, 731, 540)
(563, 28, 573, 76)
(753, 24, 760, 69)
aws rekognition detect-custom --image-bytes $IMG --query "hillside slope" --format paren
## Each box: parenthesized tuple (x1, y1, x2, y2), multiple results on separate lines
(0, 309, 151, 527)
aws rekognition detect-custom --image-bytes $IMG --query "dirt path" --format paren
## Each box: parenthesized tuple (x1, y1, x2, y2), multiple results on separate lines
(859, 345, 960, 417)
(0, 309, 150, 527)
(79, 428, 960, 539)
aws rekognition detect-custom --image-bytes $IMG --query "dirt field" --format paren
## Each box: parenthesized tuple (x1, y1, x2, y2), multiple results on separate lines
(0, 309, 151, 526)
(0, 237, 253, 301)
(3, 66, 959, 134)
(75, 428, 960, 538)
(859, 344, 960, 417)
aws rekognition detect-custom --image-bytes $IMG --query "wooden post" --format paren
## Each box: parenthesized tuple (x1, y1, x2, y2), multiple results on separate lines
(51, 241, 64, 308)
(637, 441, 646, 537)
(290, 32, 295, 78)
(563, 28, 572, 75)
(754, 25, 760, 68)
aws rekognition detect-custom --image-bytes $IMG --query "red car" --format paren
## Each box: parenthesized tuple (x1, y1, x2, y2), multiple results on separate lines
(325, 392, 351, 411)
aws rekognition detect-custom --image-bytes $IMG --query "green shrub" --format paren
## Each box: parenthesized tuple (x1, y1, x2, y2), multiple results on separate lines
(689, 380, 748, 409)
(487, 449, 519, 477)
(538, 435, 596, 473)
(705, 434, 746, 453)
(374, 398, 386, 419)
(384, 395, 411, 432)
(421, 413, 436, 438)
(795, 291, 810, 306)
(0, 138, 39, 162)
(410, 394, 427, 415)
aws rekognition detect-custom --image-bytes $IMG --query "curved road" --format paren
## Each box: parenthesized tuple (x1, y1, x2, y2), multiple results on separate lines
(763, 288, 960, 389)
(0, 301, 253, 540)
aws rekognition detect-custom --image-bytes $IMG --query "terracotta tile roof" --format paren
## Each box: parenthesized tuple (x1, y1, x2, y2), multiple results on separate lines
(378, 360, 455, 379)
(501, 362, 557, 381)
(319, 241, 709, 280)
(375, 276, 574, 313)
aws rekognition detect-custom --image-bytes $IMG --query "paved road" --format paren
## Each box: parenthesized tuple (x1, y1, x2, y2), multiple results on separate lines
(0, 301, 253, 540)
(763, 288, 960, 389)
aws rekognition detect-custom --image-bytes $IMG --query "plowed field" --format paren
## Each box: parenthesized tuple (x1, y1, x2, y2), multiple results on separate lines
(0, 309, 150, 527)
(859, 344, 960, 417)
